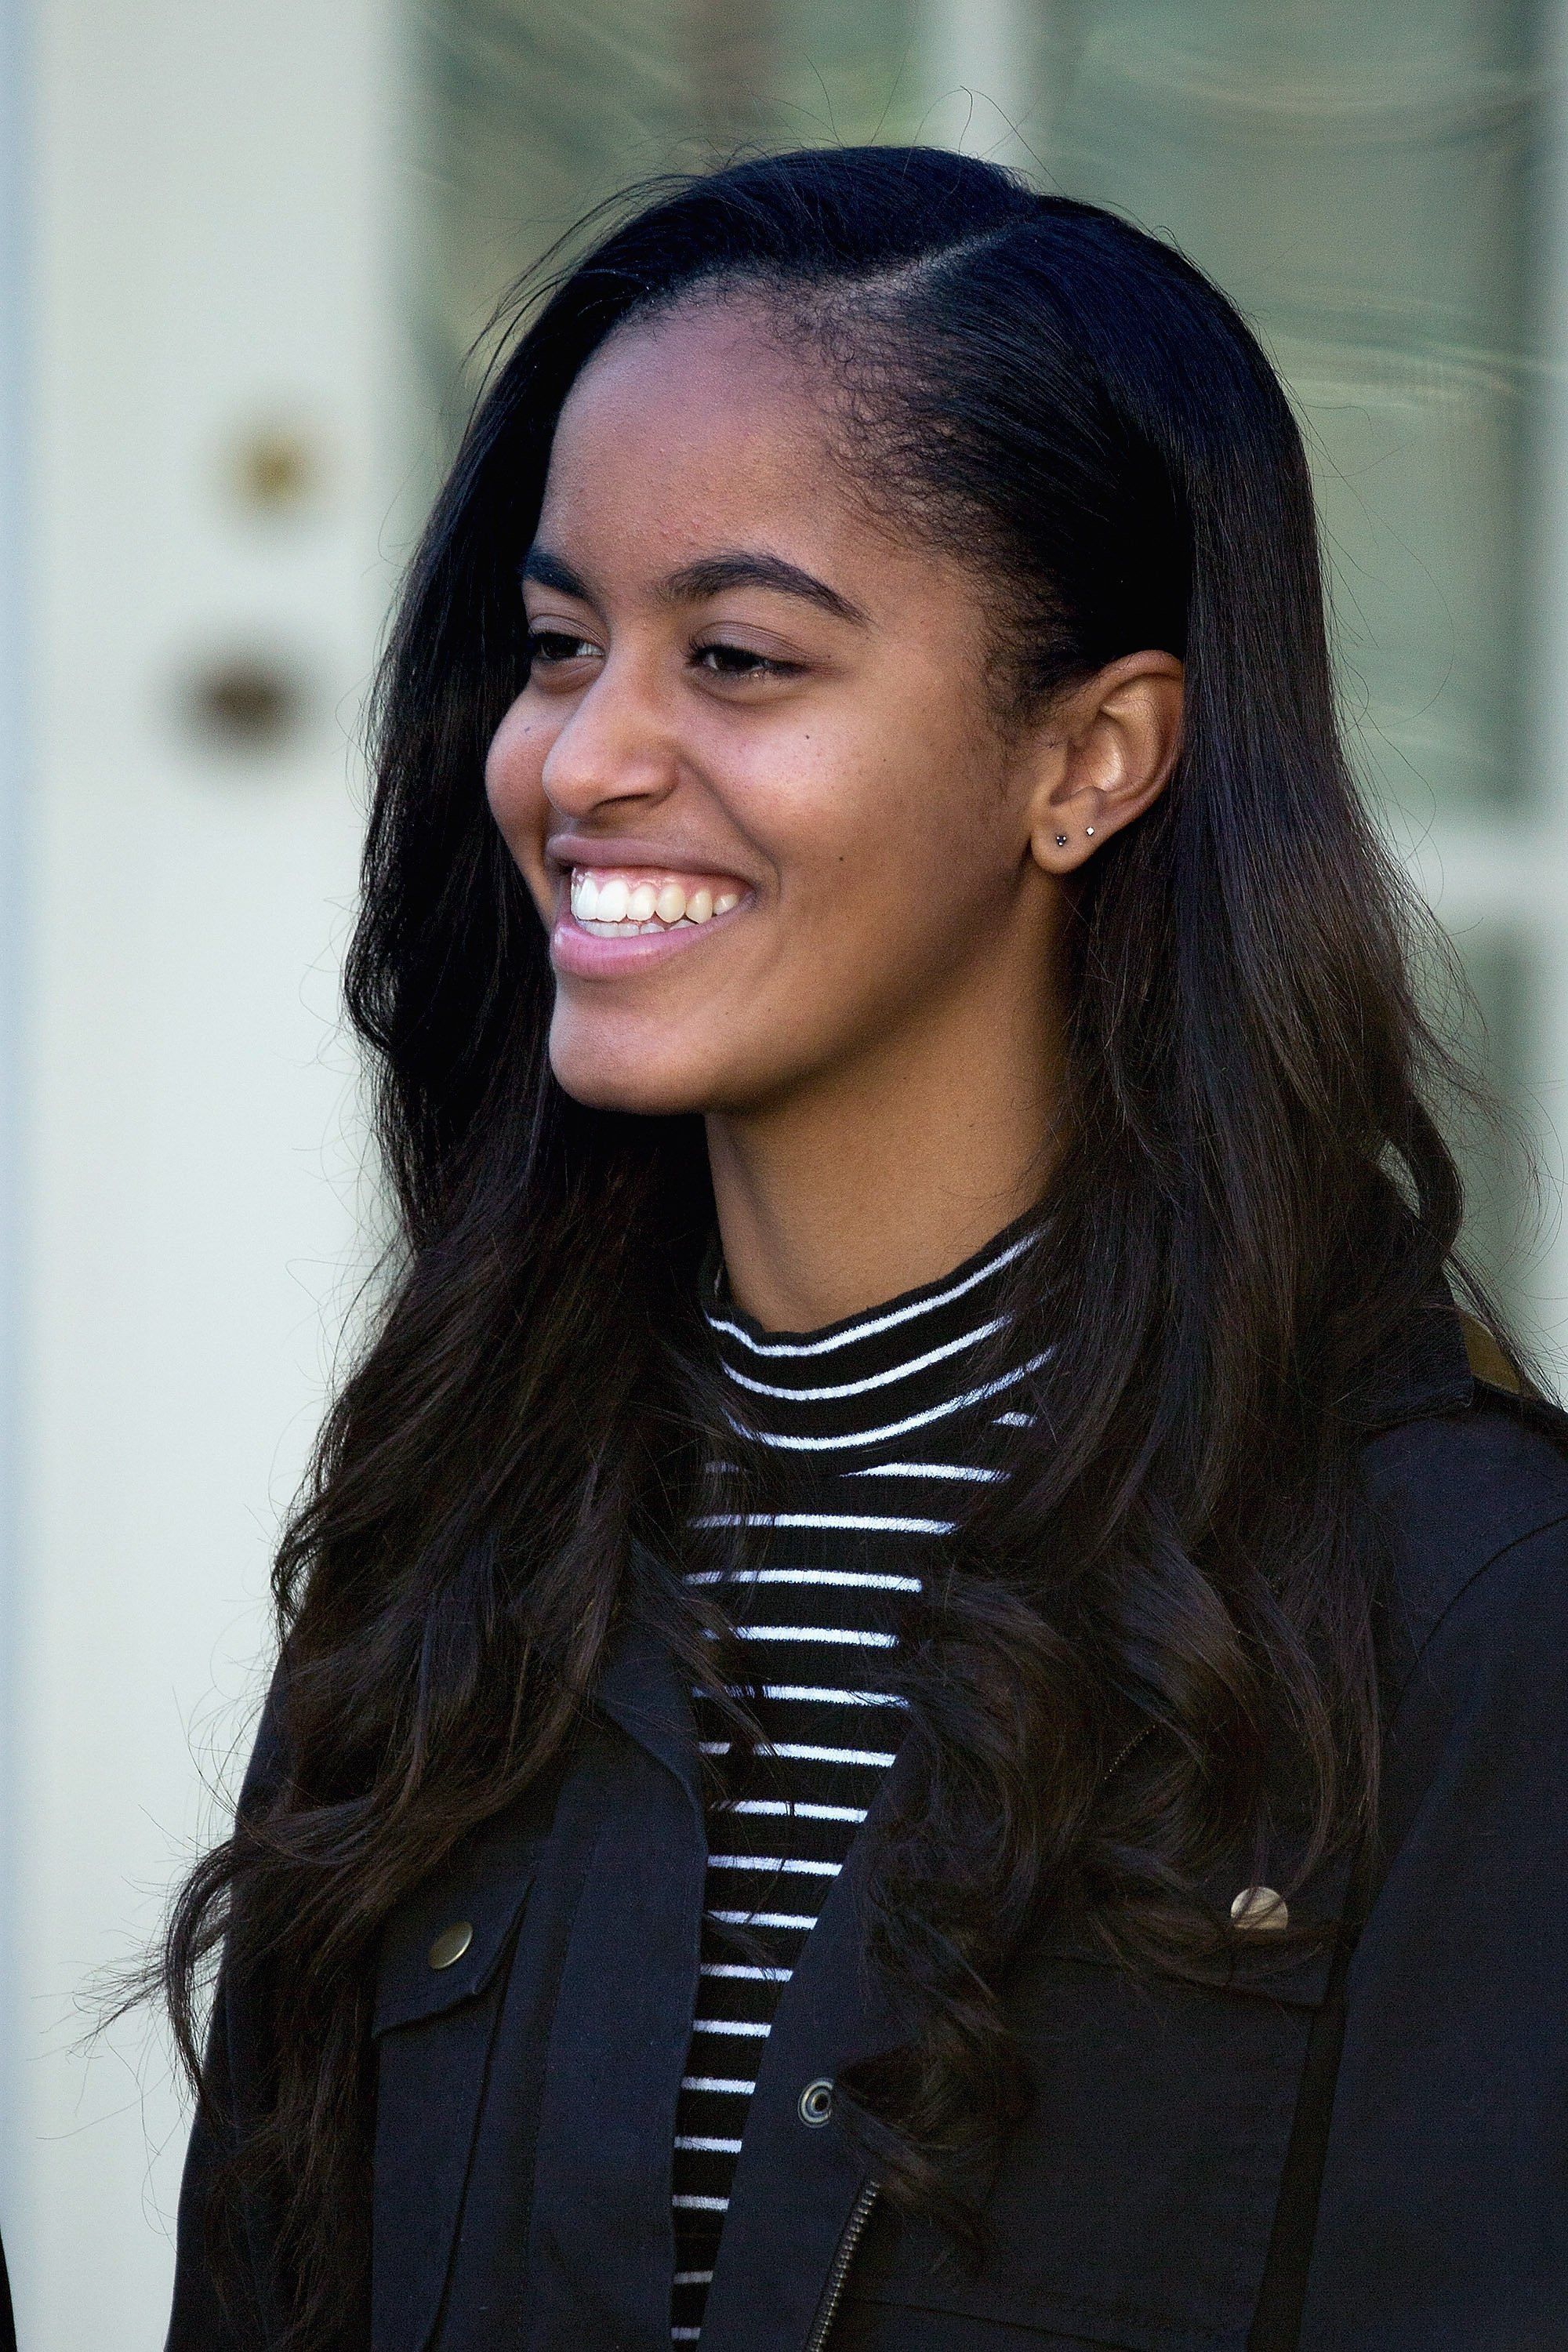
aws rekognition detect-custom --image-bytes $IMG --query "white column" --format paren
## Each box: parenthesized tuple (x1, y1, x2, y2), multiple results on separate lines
(920, 0, 1035, 164)
(9, 2, 403, 2343)
(1410, 13, 1568, 1380)
(0, 0, 27, 2265)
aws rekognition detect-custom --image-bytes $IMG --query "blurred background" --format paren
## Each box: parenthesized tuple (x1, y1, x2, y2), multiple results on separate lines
(2, 0, 1566, 2342)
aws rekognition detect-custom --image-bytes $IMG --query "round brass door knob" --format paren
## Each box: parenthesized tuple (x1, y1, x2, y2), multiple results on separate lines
(427, 1920, 474, 1970)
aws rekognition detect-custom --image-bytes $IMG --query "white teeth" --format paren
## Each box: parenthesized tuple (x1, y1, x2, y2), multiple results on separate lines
(568, 869, 743, 931)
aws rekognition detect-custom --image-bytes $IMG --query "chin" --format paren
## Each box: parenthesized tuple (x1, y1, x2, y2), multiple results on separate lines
(547, 1006, 812, 1120)
(548, 1029, 715, 1119)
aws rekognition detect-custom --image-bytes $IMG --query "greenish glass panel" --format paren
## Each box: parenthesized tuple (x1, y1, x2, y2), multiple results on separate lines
(1042, 1, 1541, 818)
(408, 0, 927, 410)
(1447, 927, 1536, 1316)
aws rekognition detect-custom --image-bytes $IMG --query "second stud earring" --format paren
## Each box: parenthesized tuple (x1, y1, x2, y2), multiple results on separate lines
(1055, 833, 1068, 848)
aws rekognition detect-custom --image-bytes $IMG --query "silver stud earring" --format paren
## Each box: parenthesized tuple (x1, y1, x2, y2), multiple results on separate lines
(1085, 826, 1095, 838)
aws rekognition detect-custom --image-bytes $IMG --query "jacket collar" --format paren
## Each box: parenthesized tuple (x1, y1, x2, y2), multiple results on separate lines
(1349, 1292, 1475, 1432)
(593, 1552, 705, 1809)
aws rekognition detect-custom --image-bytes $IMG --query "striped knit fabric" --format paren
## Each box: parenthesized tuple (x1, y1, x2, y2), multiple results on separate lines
(669, 1221, 1042, 2344)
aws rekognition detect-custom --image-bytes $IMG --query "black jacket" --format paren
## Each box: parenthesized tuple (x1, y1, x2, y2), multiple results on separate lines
(169, 1309, 1568, 2352)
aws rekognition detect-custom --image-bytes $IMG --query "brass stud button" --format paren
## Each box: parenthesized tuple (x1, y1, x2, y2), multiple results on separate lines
(427, 1920, 474, 1970)
(799, 2078, 834, 2127)
(1231, 1886, 1288, 1932)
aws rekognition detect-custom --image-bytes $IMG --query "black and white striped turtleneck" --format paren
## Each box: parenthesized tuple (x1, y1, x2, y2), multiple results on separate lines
(669, 1220, 1043, 2345)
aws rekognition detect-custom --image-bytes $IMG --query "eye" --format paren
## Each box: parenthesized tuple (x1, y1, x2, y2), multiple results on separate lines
(692, 641, 801, 681)
(527, 628, 601, 669)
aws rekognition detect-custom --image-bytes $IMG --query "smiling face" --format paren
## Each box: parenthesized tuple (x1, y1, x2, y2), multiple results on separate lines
(485, 295, 1068, 1129)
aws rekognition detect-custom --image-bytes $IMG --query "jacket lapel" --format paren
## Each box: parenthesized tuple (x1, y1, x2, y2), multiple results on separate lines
(696, 1752, 912, 2352)
(518, 1599, 709, 2350)
(594, 1569, 706, 1811)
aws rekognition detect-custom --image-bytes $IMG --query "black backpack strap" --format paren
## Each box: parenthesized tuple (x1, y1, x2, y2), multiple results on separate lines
(1246, 1931, 1353, 2347)
(1247, 1832, 1378, 2352)
(0, 2218, 15, 2352)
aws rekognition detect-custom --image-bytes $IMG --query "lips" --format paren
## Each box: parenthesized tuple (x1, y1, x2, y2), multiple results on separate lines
(549, 860, 752, 978)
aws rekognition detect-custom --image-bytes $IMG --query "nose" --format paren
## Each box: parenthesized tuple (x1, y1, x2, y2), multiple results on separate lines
(539, 652, 681, 823)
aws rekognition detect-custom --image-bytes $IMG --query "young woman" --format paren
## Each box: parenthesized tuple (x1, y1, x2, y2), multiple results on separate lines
(164, 147, 1568, 2352)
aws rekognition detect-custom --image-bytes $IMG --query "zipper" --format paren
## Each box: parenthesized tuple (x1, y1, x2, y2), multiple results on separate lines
(799, 1725, 1152, 2350)
(803, 2179, 880, 2352)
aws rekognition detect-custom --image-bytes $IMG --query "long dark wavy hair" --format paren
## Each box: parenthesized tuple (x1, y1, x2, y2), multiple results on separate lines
(161, 144, 1521, 2346)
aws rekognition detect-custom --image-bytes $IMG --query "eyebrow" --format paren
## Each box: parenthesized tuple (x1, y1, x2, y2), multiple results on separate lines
(521, 543, 868, 627)
(660, 551, 869, 626)
(520, 546, 593, 600)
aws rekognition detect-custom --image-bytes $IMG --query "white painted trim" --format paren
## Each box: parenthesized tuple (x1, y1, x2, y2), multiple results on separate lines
(0, 0, 25, 2259)
(1514, 0, 1568, 1374)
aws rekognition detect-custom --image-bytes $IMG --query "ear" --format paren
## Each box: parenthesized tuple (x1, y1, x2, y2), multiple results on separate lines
(1025, 652, 1184, 876)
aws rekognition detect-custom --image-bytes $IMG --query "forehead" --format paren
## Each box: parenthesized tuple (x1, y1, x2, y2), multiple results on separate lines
(538, 299, 852, 559)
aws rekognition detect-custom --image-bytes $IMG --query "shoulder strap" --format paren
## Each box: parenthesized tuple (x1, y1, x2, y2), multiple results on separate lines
(1246, 1830, 1378, 2351)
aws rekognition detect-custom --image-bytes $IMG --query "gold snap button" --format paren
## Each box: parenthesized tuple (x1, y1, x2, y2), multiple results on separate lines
(1231, 1886, 1288, 1932)
(799, 2078, 834, 2127)
(427, 1920, 474, 1970)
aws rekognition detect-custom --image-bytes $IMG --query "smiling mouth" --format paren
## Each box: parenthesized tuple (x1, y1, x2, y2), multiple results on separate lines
(568, 866, 746, 935)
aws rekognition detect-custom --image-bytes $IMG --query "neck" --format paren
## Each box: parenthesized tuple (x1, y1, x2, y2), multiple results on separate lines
(706, 984, 1062, 1334)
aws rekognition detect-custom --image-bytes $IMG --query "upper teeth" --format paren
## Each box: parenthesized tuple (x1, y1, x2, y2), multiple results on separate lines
(570, 870, 742, 932)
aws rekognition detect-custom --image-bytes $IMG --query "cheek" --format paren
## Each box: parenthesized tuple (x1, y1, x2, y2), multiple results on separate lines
(731, 733, 1018, 1047)
(483, 699, 553, 868)
(764, 712, 1007, 926)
